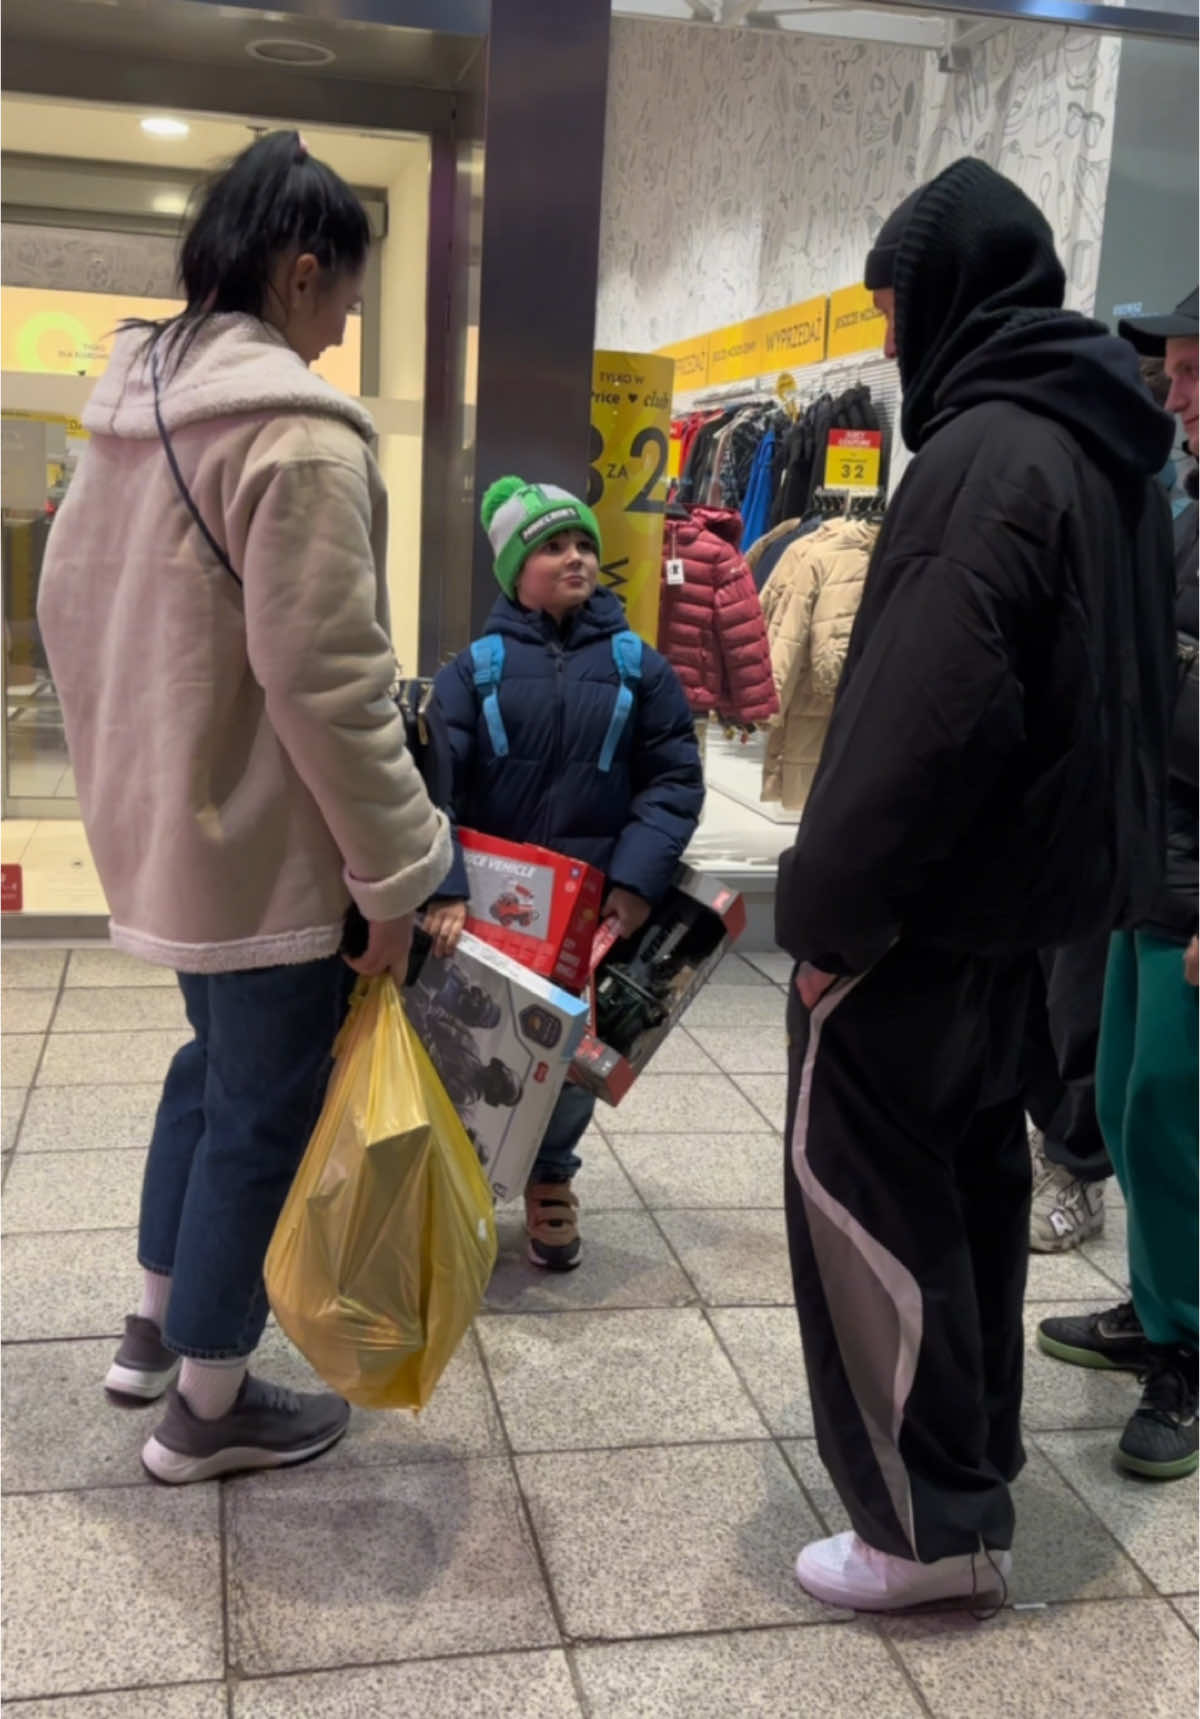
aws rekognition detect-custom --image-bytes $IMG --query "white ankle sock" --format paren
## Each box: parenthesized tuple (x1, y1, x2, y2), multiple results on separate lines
(179, 1358, 248, 1421)
(138, 1270, 172, 1330)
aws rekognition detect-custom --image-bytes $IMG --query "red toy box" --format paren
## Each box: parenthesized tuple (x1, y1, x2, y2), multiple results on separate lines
(458, 830, 606, 992)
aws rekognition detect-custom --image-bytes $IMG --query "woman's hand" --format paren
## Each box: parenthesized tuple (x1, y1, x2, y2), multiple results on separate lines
(1186, 936, 1198, 988)
(602, 887, 652, 941)
(425, 898, 468, 960)
(795, 962, 837, 1010)
(347, 912, 415, 979)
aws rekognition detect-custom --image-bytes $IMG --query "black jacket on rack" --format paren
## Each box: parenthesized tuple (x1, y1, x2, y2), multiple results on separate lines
(777, 181, 1176, 977)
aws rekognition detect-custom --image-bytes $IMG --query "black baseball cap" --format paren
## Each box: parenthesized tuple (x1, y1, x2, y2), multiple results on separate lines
(1119, 286, 1199, 356)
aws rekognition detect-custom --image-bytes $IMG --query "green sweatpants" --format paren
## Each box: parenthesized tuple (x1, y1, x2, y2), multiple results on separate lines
(1096, 930, 1199, 1349)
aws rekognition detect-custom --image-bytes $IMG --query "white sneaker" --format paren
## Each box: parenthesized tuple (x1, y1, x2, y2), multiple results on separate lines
(1030, 1148, 1105, 1254)
(795, 1531, 1011, 1612)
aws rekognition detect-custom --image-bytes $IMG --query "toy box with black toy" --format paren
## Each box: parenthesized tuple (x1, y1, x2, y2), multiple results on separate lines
(569, 866, 747, 1105)
(402, 924, 590, 1202)
(457, 830, 606, 992)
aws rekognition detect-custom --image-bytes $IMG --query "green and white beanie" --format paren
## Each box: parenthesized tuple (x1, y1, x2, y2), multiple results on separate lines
(481, 475, 602, 599)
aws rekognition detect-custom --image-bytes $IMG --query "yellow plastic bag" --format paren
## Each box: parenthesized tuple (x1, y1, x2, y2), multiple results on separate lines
(265, 974, 497, 1411)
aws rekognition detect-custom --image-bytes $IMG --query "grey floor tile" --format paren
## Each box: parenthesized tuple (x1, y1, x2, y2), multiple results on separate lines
(576, 1623, 922, 1719)
(2, 1147, 144, 1234)
(478, 1308, 766, 1450)
(3, 1086, 28, 1148)
(53, 987, 189, 1034)
(37, 1030, 191, 1087)
(1037, 1429, 1199, 1592)
(1025, 1249, 1127, 1302)
(484, 1210, 693, 1313)
(1023, 1302, 1138, 1431)
(16, 1084, 161, 1153)
(233, 1652, 582, 1718)
(709, 1306, 813, 1436)
(688, 1026, 789, 1074)
(1, 1487, 223, 1699)
(732, 1073, 788, 1133)
(574, 1132, 642, 1210)
(3, 1034, 43, 1088)
(226, 1458, 558, 1675)
(885, 1598, 1198, 1718)
(3, 989, 58, 1033)
(6, 1687, 226, 1718)
(599, 1074, 766, 1136)
(656, 1208, 793, 1305)
(638, 1028, 719, 1076)
(1170, 1593, 1199, 1634)
(254, 1324, 504, 1467)
(612, 1131, 783, 1209)
(2, 947, 67, 989)
(684, 982, 787, 1028)
(2, 1338, 154, 1493)
(2, 1227, 136, 1340)
(65, 948, 178, 988)
(783, 1440, 1147, 1605)
(516, 1441, 833, 1638)
(710, 954, 775, 987)
(741, 951, 793, 986)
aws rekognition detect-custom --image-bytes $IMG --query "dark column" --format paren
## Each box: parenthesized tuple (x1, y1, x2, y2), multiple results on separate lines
(469, 0, 612, 632)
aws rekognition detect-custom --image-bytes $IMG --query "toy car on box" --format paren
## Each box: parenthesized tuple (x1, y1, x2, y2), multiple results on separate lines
(458, 829, 605, 991)
(404, 925, 590, 1202)
(569, 866, 746, 1105)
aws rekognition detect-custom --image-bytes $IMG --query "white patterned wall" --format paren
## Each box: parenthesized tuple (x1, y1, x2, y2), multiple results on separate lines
(596, 18, 1119, 349)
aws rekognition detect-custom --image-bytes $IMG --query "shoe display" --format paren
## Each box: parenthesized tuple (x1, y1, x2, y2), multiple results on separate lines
(1037, 1301, 1153, 1372)
(525, 1181, 582, 1271)
(104, 1314, 181, 1403)
(142, 1375, 350, 1484)
(794, 1531, 1012, 1612)
(1117, 1349, 1199, 1480)
(1029, 1149, 1105, 1254)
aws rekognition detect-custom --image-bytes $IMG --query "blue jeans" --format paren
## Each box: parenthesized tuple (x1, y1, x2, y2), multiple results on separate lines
(528, 1083, 595, 1186)
(138, 957, 355, 1359)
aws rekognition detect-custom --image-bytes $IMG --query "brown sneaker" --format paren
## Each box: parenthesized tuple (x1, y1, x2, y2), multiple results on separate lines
(525, 1181, 581, 1272)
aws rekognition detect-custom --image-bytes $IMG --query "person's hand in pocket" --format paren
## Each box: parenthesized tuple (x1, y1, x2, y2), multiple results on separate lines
(425, 899, 468, 960)
(795, 962, 837, 1010)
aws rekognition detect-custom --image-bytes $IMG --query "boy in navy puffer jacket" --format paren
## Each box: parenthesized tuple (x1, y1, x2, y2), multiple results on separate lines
(426, 476, 705, 1269)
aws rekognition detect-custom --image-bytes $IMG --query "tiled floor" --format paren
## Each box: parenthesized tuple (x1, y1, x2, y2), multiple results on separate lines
(1, 944, 1197, 1715)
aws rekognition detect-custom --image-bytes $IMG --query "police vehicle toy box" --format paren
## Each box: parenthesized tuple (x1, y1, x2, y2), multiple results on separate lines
(406, 925, 590, 1202)
(458, 830, 605, 992)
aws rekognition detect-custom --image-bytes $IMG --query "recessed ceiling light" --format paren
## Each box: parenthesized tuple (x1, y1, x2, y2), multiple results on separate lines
(141, 116, 190, 139)
(247, 38, 336, 66)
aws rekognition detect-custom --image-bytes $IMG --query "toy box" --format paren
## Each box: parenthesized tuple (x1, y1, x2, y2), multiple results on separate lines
(569, 866, 747, 1105)
(405, 925, 590, 1202)
(458, 829, 606, 991)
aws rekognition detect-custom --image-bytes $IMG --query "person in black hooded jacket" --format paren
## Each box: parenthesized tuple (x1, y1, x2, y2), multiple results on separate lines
(777, 158, 1177, 1614)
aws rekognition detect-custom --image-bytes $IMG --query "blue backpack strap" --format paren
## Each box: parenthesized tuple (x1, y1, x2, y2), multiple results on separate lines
(598, 629, 644, 773)
(470, 635, 509, 757)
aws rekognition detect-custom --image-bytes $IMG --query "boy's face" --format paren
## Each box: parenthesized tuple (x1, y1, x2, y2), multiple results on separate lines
(517, 529, 600, 620)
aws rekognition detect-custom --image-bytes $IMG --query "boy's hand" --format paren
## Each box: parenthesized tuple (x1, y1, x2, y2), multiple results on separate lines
(602, 887, 651, 941)
(425, 899, 468, 960)
(347, 912, 415, 980)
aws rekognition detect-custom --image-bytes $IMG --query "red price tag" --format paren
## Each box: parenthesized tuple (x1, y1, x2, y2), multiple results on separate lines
(1, 865, 24, 913)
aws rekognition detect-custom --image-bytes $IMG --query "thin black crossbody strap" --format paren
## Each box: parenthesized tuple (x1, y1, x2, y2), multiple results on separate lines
(151, 347, 243, 589)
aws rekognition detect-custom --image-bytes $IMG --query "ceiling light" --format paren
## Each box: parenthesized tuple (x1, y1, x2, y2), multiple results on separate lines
(247, 38, 336, 65)
(141, 116, 190, 139)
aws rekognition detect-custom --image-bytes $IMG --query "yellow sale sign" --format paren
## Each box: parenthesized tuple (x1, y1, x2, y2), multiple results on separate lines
(589, 350, 674, 646)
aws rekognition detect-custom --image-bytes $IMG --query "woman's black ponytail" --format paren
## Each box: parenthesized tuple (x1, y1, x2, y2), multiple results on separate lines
(132, 130, 371, 365)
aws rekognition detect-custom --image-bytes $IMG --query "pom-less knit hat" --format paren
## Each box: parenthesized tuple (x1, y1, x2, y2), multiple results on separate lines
(481, 476, 602, 599)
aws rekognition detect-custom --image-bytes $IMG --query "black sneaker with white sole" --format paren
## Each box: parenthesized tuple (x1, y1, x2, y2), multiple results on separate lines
(1036, 1300, 1153, 1373)
(105, 1315, 181, 1403)
(142, 1375, 350, 1484)
(1117, 1349, 1199, 1481)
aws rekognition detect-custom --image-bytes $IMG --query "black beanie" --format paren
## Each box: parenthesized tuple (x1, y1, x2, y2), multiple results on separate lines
(863, 188, 923, 292)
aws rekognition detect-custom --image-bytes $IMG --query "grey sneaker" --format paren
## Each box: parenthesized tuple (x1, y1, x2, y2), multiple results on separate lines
(105, 1315, 181, 1403)
(142, 1376, 350, 1484)
(1029, 1134, 1104, 1253)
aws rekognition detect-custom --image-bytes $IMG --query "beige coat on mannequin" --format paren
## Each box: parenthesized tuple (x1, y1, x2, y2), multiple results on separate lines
(38, 315, 450, 972)
(761, 519, 879, 810)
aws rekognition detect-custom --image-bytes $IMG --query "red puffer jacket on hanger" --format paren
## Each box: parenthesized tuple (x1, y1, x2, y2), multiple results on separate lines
(657, 507, 779, 724)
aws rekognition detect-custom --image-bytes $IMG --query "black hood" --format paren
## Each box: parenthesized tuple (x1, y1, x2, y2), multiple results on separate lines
(893, 158, 1175, 480)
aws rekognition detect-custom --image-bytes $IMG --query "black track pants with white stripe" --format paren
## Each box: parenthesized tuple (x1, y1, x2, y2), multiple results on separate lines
(784, 943, 1034, 1563)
